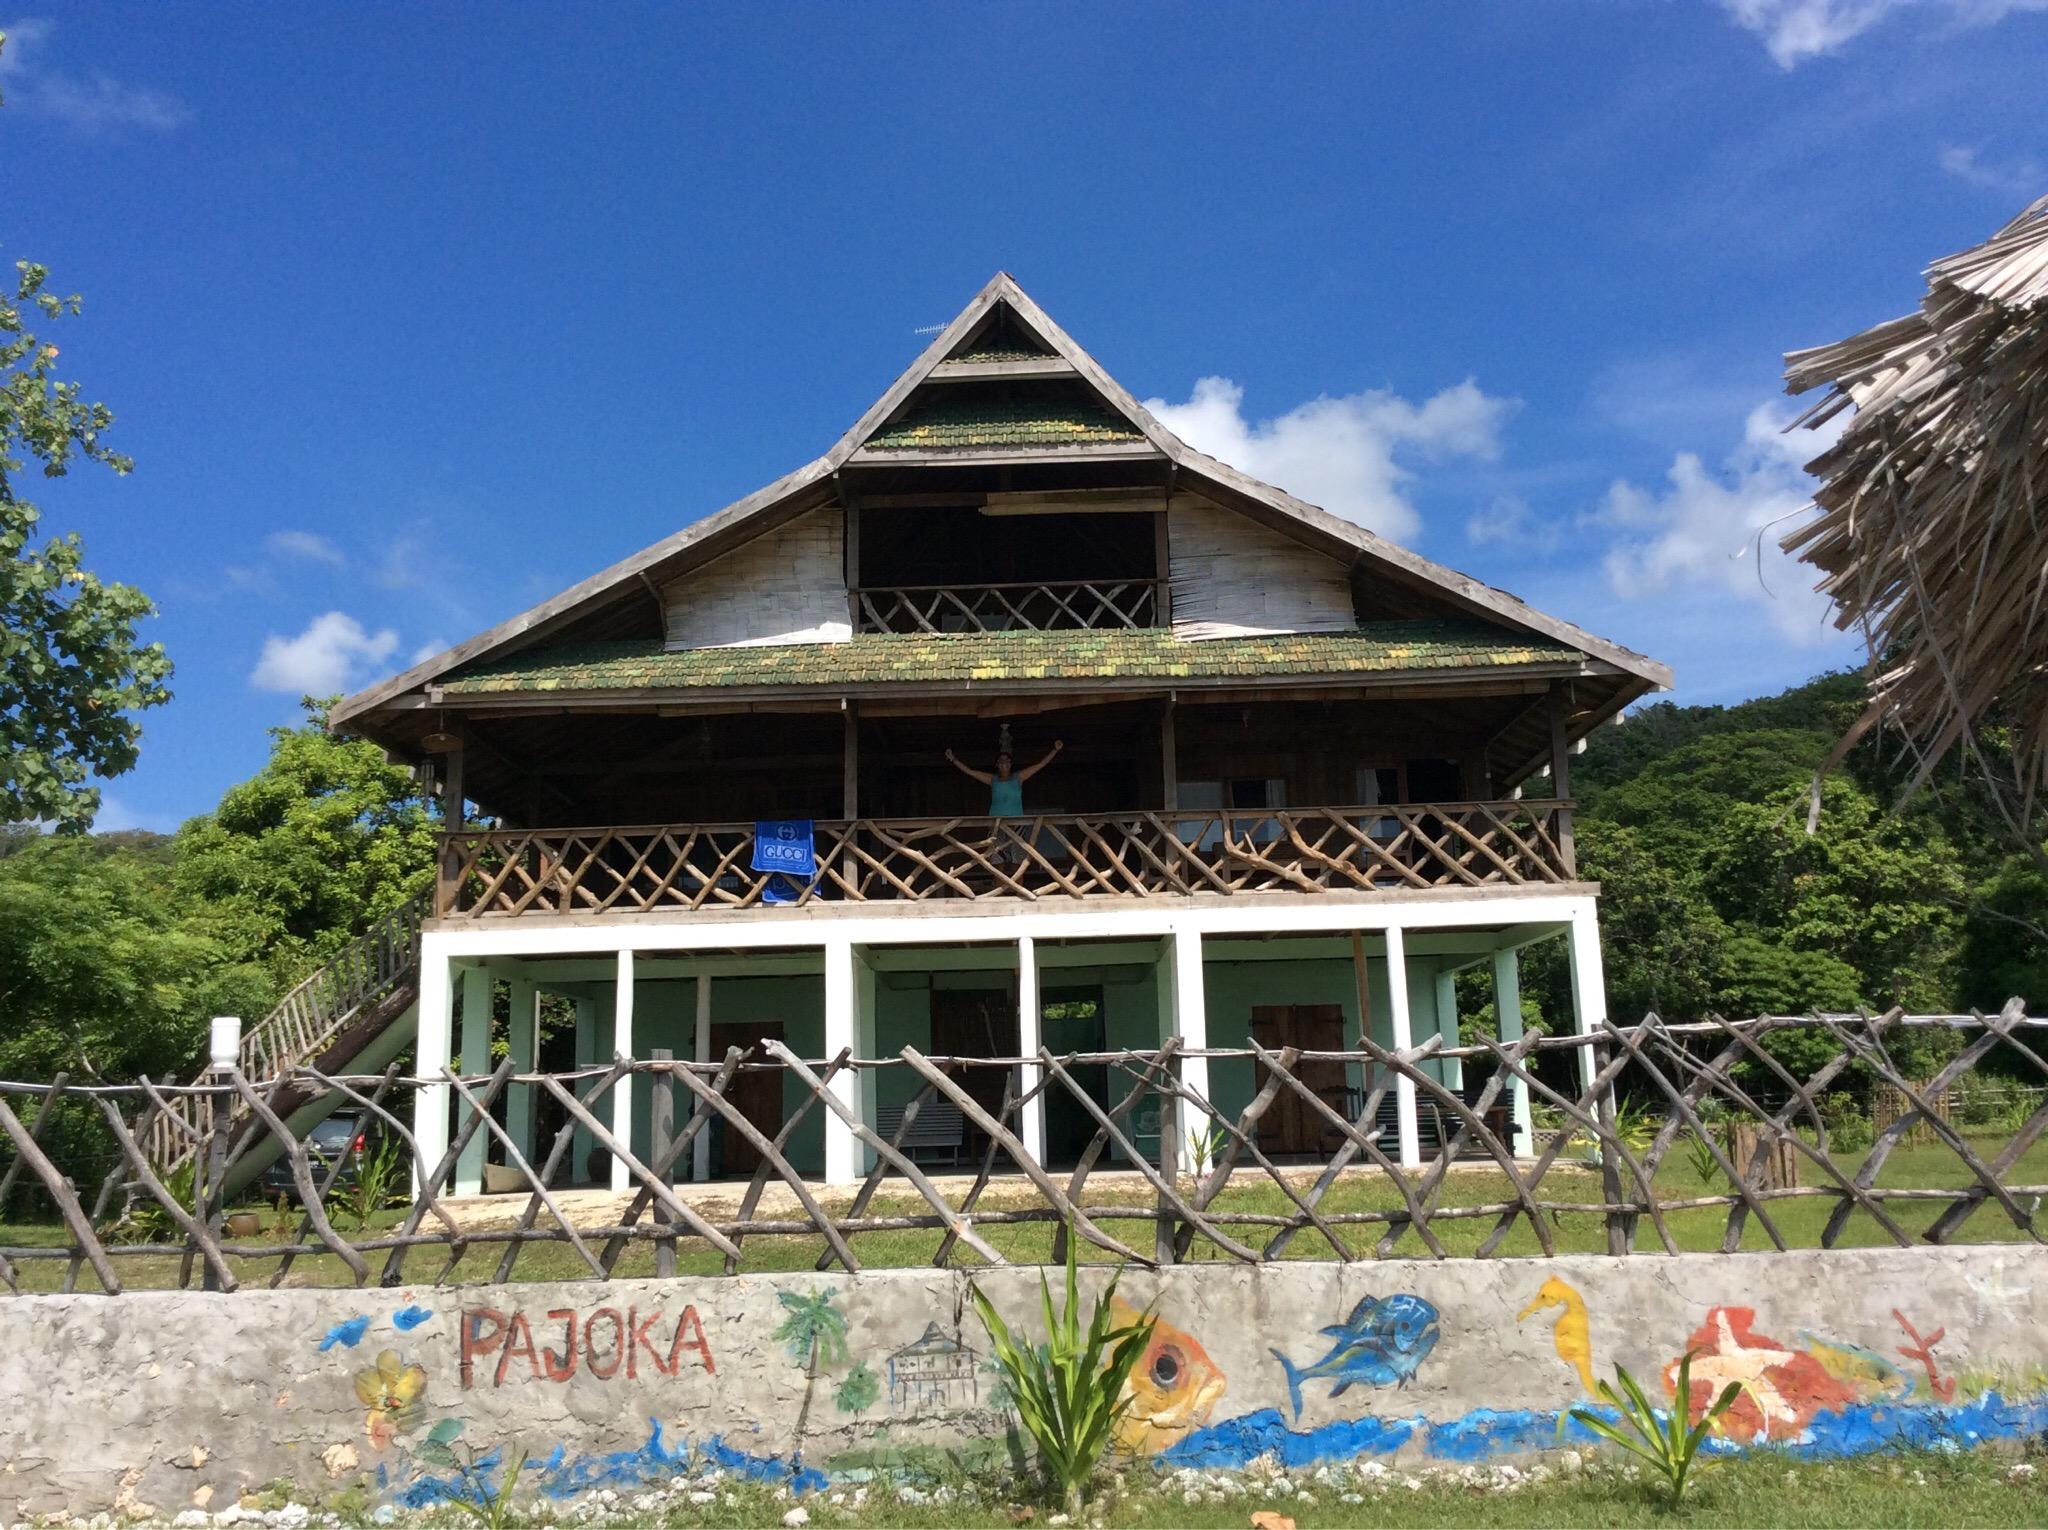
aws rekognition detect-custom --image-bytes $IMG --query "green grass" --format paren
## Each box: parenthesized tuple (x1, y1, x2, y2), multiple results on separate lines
(322, 1449, 2048, 1529)
(5, 1129, 2043, 1290)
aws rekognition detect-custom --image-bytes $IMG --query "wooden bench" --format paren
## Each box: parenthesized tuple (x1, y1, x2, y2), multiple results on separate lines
(874, 1101, 967, 1168)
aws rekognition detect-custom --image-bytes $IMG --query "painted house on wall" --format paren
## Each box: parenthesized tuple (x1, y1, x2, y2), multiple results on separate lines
(330, 273, 1671, 1192)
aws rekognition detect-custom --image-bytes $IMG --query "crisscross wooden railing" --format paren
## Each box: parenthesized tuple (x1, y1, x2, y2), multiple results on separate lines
(435, 801, 1576, 918)
(140, 896, 426, 1173)
(2, 1008, 2043, 1294)
(855, 579, 1163, 633)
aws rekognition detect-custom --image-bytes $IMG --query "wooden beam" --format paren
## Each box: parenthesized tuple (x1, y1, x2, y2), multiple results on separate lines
(843, 702, 860, 818)
(1160, 694, 1178, 811)
(1548, 683, 1576, 875)
(926, 358, 1078, 382)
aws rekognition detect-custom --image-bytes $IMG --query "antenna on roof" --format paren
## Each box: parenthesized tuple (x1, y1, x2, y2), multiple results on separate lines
(912, 323, 947, 334)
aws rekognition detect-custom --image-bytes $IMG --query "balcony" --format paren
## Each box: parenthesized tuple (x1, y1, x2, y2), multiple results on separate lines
(853, 579, 1164, 633)
(434, 800, 1577, 919)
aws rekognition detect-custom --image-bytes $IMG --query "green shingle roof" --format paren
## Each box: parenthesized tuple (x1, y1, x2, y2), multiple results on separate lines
(948, 344, 1056, 364)
(441, 621, 1581, 696)
(866, 395, 1144, 450)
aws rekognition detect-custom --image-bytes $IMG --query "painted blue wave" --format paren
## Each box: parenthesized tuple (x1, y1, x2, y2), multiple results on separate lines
(1159, 1393, 2048, 1470)
(393, 1418, 827, 1507)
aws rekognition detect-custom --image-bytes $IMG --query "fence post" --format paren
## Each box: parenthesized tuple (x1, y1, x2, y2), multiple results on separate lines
(1155, 1047, 1180, 1266)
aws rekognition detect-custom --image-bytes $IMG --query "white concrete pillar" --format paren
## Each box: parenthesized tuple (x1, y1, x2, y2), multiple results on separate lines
(1016, 936, 1046, 1166)
(1566, 906, 1608, 1096)
(692, 975, 713, 1183)
(1385, 925, 1422, 1169)
(855, 950, 878, 1176)
(610, 950, 635, 1193)
(1433, 967, 1463, 1093)
(1492, 946, 1533, 1156)
(412, 948, 455, 1201)
(572, 996, 596, 1184)
(822, 937, 860, 1185)
(1168, 926, 1211, 1173)
(455, 965, 494, 1195)
(506, 977, 538, 1163)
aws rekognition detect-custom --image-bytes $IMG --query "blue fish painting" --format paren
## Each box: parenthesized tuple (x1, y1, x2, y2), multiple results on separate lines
(1271, 1293, 1440, 1419)
(393, 1305, 433, 1332)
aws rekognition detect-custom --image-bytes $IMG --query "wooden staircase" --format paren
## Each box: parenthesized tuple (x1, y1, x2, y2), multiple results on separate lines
(144, 895, 427, 1175)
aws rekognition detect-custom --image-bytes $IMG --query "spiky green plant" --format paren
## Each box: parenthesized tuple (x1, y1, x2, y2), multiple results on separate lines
(1571, 1351, 1740, 1506)
(969, 1231, 1155, 1516)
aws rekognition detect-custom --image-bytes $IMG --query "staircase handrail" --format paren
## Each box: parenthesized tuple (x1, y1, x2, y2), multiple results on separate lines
(143, 892, 427, 1170)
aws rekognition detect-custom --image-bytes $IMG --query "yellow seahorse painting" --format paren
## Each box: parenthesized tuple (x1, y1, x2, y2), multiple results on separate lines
(1517, 1276, 1595, 1395)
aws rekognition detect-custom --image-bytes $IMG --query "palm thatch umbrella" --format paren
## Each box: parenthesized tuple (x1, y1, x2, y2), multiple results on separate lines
(1782, 192, 2048, 839)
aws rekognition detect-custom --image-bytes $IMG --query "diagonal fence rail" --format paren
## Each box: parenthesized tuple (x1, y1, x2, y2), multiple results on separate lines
(0, 1008, 2043, 1295)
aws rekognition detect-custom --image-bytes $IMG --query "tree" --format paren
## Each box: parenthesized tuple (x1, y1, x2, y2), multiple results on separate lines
(1700, 780, 1966, 1012)
(0, 831, 267, 1083)
(0, 61, 173, 832)
(174, 698, 437, 985)
(1577, 823, 1724, 1022)
(834, 1359, 880, 1418)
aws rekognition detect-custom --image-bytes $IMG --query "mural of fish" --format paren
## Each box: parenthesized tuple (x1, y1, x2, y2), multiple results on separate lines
(1271, 1293, 1440, 1419)
(1106, 1297, 1227, 1455)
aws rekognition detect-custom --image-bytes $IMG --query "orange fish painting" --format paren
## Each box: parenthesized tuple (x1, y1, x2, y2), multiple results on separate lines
(1107, 1297, 1227, 1455)
(1666, 1306, 1858, 1443)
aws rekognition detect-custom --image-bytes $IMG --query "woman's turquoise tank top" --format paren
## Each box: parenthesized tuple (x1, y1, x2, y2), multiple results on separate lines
(989, 777, 1025, 817)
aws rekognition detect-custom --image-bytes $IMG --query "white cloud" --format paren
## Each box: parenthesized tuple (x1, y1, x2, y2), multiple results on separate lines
(1595, 403, 1848, 642)
(374, 529, 429, 590)
(410, 639, 448, 666)
(250, 611, 400, 695)
(1465, 495, 1559, 552)
(264, 530, 346, 567)
(1939, 144, 2046, 200)
(0, 18, 190, 132)
(1143, 376, 1517, 539)
(1722, 0, 2048, 67)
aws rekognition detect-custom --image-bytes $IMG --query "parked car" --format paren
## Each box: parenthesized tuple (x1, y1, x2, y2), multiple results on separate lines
(258, 1111, 386, 1201)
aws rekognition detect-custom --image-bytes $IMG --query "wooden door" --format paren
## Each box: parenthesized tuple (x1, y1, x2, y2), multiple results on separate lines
(1250, 1005, 1348, 1155)
(709, 1021, 786, 1177)
(929, 989, 1019, 1156)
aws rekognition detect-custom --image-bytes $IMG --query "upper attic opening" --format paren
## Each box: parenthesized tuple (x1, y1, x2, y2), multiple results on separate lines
(944, 306, 1057, 364)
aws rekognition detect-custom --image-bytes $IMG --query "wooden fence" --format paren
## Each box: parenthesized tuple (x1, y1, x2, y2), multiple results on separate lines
(435, 800, 1578, 918)
(0, 1008, 2042, 1295)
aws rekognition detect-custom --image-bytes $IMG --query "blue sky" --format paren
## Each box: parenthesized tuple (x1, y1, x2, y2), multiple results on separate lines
(4, 2, 2045, 832)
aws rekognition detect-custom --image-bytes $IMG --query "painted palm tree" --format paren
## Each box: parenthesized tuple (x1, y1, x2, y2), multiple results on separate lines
(774, 1288, 850, 1375)
(774, 1288, 850, 1462)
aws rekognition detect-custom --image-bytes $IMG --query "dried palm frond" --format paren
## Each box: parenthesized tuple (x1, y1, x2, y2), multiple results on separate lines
(1782, 192, 2048, 838)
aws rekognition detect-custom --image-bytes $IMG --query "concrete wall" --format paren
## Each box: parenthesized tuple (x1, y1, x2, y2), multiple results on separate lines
(5, 1246, 2044, 1518)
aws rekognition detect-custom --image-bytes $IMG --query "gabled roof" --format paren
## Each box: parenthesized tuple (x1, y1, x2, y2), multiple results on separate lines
(332, 273, 1669, 732)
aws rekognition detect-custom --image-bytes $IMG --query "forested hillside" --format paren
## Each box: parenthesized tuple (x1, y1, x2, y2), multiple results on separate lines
(0, 703, 435, 1084)
(1, 675, 2042, 1088)
(1546, 670, 2046, 1028)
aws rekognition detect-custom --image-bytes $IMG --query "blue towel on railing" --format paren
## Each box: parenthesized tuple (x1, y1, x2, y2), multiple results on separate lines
(754, 820, 817, 904)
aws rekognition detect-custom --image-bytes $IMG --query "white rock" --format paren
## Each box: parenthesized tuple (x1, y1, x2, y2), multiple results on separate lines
(782, 1510, 810, 1528)
(172, 1515, 210, 1530)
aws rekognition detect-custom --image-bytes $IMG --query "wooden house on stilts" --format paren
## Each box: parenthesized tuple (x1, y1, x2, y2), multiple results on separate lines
(325, 273, 1670, 1191)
